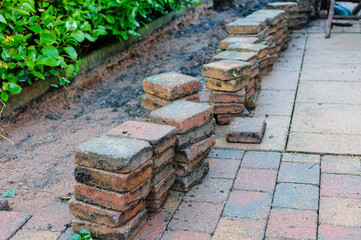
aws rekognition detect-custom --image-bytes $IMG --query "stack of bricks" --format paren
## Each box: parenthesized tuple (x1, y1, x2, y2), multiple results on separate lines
(280, 0, 315, 29)
(69, 136, 153, 239)
(150, 100, 215, 191)
(106, 121, 177, 213)
(203, 60, 252, 125)
(141, 71, 200, 111)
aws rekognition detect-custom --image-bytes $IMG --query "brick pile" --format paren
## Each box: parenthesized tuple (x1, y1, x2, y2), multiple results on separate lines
(279, 0, 316, 29)
(70, 136, 153, 239)
(141, 71, 200, 111)
(203, 60, 252, 125)
(150, 100, 215, 191)
(107, 121, 177, 213)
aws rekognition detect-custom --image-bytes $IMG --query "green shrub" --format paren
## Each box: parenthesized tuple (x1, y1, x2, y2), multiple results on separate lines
(0, 0, 200, 103)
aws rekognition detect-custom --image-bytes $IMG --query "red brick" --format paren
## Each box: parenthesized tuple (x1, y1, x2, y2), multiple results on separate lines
(0, 211, 31, 240)
(318, 224, 361, 240)
(251, 63, 260, 78)
(268, 2, 298, 11)
(210, 89, 245, 103)
(24, 202, 72, 232)
(226, 117, 266, 143)
(107, 121, 177, 155)
(207, 158, 240, 179)
(206, 77, 250, 92)
(241, 151, 281, 170)
(321, 174, 361, 199)
(152, 162, 173, 186)
(75, 136, 153, 174)
(226, 20, 265, 34)
(75, 160, 153, 193)
(174, 136, 216, 163)
(143, 72, 200, 100)
(68, 198, 144, 227)
(174, 150, 210, 177)
(214, 110, 250, 125)
(145, 192, 169, 212)
(258, 56, 270, 69)
(321, 155, 360, 175)
(167, 201, 223, 234)
(211, 102, 245, 115)
(74, 179, 151, 211)
(219, 36, 259, 50)
(212, 51, 258, 65)
(150, 100, 213, 134)
(147, 170, 175, 200)
(266, 208, 318, 239)
(134, 211, 172, 240)
(234, 168, 277, 192)
(176, 121, 215, 149)
(162, 230, 211, 240)
(202, 60, 251, 80)
(141, 93, 200, 111)
(153, 147, 174, 169)
(227, 43, 269, 59)
(72, 208, 147, 240)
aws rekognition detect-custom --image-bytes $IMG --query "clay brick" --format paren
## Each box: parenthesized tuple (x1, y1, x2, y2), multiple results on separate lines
(278, 162, 320, 185)
(227, 43, 269, 59)
(0, 211, 31, 240)
(210, 89, 245, 103)
(134, 211, 172, 239)
(75, 160, 153, 193)
(143, 72, 200, 100)
(214, 110, 250, 125)
(177, 121, 215, 149)
(145, 191, 169, 213)
(234, 168, 277, 192)
(266, 208, 317, 239)
(147, 170, 175, 200)
(226, 117, 266, 143)
(174, 149, 210, 177)
(206, 77, 250, 92)
(251, 64, 260, 78)
(72, 208, 147, 240)
(68, 198, 145, 227)
(321, 174, 361, 199)
(212, 51, 258, 65)
(318, 224, 361, 240)
(107, 121, 177, 155)
(211, 102, 245, 115)
(258, 56, 270, 69)
(268, 2, 298, 11)
(174, 136, 216, 163)
(153, 147, 174, 170)
(203, 60, 251, 80)
(75, 136, 152, 174)
(172, 160, 209, 192)
(220, 37, 259, 50)
(241, 151, 281, 170)
(152, 162, 173, 186)
(74, 180, 151, 212)
(321, 155, 361, 175)
(162, 230, 211, 240)
(149, 100, 213, 134)
(226, 26, 269, 40)
(140, 93, 200, 111)
(269, 54, 278, 64)
(11, 230, 60, 240)
(208, 149, 244, 160)
(0, 198, 9, 210)
(226, 20, 265, 34)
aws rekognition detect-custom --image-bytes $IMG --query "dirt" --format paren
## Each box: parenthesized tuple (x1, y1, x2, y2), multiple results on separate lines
(0, 5, 248, 215)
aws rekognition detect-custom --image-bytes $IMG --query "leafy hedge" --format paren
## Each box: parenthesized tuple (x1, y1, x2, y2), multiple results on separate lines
(0, 0, 200, 102)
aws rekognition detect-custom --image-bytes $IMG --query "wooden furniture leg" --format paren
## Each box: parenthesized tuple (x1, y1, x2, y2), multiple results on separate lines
(325, 0, 336, 38)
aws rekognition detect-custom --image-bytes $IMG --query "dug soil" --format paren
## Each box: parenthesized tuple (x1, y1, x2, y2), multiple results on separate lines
(0, 5, 260, 214)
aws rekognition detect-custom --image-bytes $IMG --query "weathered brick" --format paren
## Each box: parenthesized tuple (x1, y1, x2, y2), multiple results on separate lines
(223, 190, 272, 218)
(0, 211, 31, 240)
(206, 77, 250, 92)
(212, 217, 266, 240)
(234, 168, 277, 192)
(149, 100, 213, 134)
(208, 149, 244, 160)
(177, 121, 215, 149)
(212, 51, 258, 65)
(321, 155, 360, 175)
(208, 158, 240, 179)
(268, 2, 298, 11)
(162, 191, 185, 213)
(273, 183, 319, 210)
(162, 230, 211, 240)
(226, 26, 269, 40)
(74, 179, 151, 212)
(11, 230, 60, 240)
(278, 162, 320, 185)
(203, 60, 251, 80)
(248, 10, 285, 25)
(152, 162, 173, 186)
(211, 102, 245, 115)
(258, 56, 270, 69)
(145, 192, 169, 213)
(72, 208, 147, 240)
(241, 151, 281, 170)
(174, 136, 216, 163)
(75, 160, 153, 193)
(251, 64, 260, 78)
(174, 150, 210, 177)
(226, 117, 266, 143)
(227, 43, 269, 59)
(167, 201, 223, 234)
(226, 20, 265, 34)
(0, 198, 9, 210)
(211, 89, 245, 103)
(140, 93, 200, 111)
(152, 147, 174, 170)
(143, 72, 200, 100)
(75, 136, 152, 174)
(282, 153, 320, 164)
(69, 198, 144, 227)
(214, 110, 250, 125)
(134, 211, 172, 240)
(172, 160, 209, 192)
(321, 174, 361, 199)
(266, 208, 318, 239)
(107, 121, 177, 155)
(318, 224, 361, 240)
(220, 37, 259, 50)
(147, 170, 175, 200)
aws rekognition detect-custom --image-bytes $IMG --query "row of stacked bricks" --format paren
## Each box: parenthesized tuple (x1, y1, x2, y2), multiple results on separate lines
(141, 71, 201, 111)
(68, 121, 178, 239)
(279, 0, 316, 29)
(150, 100, 215, 191)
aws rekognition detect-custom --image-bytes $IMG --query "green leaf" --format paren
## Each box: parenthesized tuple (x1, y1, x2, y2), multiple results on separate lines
(63, 46, 77, 59)
(65, 64, 75, 78)
(42, 46, 59, 58)
(2, 187, 16, 197)
(22, 3, 36, 12)
(0, 14, 6, 24)
(66, 233, 82, 240)
(31, 70, 45, 79)
(232, 70, 237, 78)
(13, 8, 30, 16)
(71, 30, 85, 42)
(40, 31, 57, 44)
(84, 33, 96, 42)
(8, 84, 22, 94)
(80, 229, 91, 237)
(1, 92, 8, 102)
(37, 57, 59, 67)
(29, 25, 42, 33)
